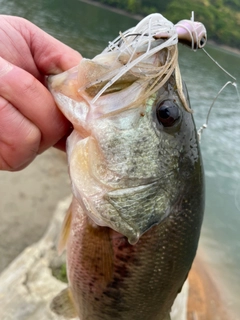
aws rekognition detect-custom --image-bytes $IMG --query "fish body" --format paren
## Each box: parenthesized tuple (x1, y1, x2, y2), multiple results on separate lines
(49, 13, 205, 320)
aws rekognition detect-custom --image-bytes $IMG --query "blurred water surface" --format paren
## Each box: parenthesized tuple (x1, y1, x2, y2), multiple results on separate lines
(1, 0, 240, 316)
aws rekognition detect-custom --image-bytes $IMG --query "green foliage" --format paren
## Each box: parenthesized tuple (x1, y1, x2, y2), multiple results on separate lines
(52, 263, 68, 283)
(93, 0, 240, 48)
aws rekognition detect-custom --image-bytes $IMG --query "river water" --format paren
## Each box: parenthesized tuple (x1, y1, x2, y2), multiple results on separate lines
(0, 0, 240, 316)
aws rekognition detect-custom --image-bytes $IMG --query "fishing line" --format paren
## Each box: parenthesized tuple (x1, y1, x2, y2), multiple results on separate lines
(197, 81, 240, 140)
(174, 11, 240, 141)
(197, 51, 240, 141)
(202, 48, 236, 81)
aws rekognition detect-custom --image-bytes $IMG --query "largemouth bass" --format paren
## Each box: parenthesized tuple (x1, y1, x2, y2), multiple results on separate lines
(49, 13, 205, 320)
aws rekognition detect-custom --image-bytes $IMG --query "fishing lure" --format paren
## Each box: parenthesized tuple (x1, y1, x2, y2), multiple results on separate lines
(89, 12, 208, 116)
(175, 12, 240, 141)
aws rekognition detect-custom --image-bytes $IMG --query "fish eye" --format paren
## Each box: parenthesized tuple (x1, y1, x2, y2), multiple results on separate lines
(156, 100, 180, 127)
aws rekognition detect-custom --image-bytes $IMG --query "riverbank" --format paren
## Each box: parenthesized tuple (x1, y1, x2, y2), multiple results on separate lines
(79, 0, 240, 57)
(207, 40, 240, 57)
(0, 149, 70, 272)
(79, 0, 143, 20)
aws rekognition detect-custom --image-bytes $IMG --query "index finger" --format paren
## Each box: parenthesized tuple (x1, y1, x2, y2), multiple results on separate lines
(3, 15, 82, 75)
(28, 26, 82, 75)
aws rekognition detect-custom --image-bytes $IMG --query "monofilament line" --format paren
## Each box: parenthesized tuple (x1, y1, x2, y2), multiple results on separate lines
(198, 81, 240, 141)
(202, 48, 236, 81)
(197, 47, 240, 141)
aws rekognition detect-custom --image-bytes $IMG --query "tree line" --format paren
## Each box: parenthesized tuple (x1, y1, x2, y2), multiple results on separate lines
(95, 0, 240, 48)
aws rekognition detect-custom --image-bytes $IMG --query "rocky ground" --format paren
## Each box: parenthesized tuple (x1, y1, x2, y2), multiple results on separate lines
(0, 148, 70, 273)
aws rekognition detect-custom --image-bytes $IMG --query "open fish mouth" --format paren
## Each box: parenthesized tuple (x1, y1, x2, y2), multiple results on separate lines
(48, 13, 191, 121)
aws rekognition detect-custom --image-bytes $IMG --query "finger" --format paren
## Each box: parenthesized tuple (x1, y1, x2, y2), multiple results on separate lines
(0, 16, 82, 79)
(0, 16, 43, 81)
(19, 17, 82, 74)
(0, 57, 71, 154)
(54, 126, 73, 152)
(0, 96, 41, 171)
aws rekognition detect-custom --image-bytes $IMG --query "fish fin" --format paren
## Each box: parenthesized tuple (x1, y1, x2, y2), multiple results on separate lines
(50, 287, 78, 319)
(58, 203, 73, 255)
(83, 223, 114, 284)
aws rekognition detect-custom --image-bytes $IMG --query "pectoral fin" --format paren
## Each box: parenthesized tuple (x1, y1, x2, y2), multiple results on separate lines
(50, 287, 77, 319)
(58, 203, 72, 255)
(82, 223, 114, 284)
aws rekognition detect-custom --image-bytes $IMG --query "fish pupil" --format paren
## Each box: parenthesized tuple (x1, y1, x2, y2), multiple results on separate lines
(156, 100, 180, 127)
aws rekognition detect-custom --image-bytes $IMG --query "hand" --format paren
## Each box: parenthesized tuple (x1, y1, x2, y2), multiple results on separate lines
(0, 15, 82, 171)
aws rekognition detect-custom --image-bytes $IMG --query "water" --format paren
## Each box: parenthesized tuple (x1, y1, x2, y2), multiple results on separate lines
(1, 0, 240, 315)
(178, 45, 240, 315)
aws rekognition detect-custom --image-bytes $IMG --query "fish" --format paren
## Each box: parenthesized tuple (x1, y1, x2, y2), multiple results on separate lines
(48, 13, 205, 320)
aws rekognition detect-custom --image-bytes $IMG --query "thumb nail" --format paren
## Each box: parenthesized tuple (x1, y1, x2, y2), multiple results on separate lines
(0, 57, 13, 77)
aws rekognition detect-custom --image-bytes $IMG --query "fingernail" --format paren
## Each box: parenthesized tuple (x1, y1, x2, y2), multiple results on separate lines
(0, 57, 13, 77)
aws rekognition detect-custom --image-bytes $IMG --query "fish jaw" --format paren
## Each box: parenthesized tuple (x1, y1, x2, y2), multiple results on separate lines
(48, 67, 90, 137)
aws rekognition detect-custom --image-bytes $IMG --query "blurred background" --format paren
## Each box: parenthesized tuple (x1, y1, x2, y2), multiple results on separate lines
(0, 0, 239, 317)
